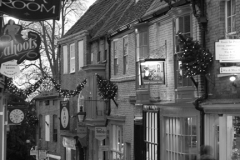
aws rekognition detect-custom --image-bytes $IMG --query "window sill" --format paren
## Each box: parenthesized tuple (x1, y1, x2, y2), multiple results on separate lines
(175, 87, 195, 91)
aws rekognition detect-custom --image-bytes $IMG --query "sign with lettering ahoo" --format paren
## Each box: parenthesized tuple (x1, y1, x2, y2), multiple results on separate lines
(0, 0, 61, 21)
(0, 20, 41, 66)
(95, 127, 107, 141)
(215, 39, 240, 62)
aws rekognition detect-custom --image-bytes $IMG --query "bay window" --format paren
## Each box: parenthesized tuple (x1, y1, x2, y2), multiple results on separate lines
(111, 125, 124, 160)
(164, 116, 197, 160)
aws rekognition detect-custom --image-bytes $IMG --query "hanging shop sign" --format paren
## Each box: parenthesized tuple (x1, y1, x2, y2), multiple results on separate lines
(0, 20, 41, 66)
(99, 145, 109, 152)
(220, 67, 240, 74)
(60, 101, 70, 130)
(62, 137, 76, 150)
(140, 59, 165, 85)
(0, 60, 20, 78)
(215, 39, 240, 62)
(77, 126, 87, 138)
(0, 0, 61, 21)
(95, 127, 107, 141)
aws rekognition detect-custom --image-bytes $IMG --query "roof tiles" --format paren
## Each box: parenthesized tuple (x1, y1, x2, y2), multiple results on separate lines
(63, 0, 155, 40)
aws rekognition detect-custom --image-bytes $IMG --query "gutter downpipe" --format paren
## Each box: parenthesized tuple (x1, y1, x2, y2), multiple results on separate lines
(192, 0, 208, 147)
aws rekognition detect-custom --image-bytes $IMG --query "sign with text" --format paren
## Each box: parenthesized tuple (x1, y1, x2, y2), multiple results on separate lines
(39, 150, 47, 160)
(220, 67, 240, 74)
(0, 60, 20, 78)
(60, 101, 70, 130)
(0, 0, 61, 21)
(95, 127, 107, 141)
(140, 60, 165, 85)
(0, 20, 41, 66)
(215, 39, 240, 62)
(99, 145, 109, 152)
(77, 126, 87, 138)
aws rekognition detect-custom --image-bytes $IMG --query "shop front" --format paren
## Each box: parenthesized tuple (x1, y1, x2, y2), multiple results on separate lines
(202, 101, 240, 160)
(142, 102, 201, 160)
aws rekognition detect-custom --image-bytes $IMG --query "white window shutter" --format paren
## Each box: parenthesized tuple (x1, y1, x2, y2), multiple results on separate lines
(78, 40, 84, 70)
(45, 115, 50, 141)
(63, 46, 68, 74)
(70, 43, 75, 73)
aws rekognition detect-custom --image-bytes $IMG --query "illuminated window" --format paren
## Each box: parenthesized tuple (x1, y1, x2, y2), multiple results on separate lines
(111, 125, 124, 160)
(143, 109, 159, 160)
(164, 117, 197, 160)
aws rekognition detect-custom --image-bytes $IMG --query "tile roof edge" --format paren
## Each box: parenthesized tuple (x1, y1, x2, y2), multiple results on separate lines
(58, 30, 89, 44)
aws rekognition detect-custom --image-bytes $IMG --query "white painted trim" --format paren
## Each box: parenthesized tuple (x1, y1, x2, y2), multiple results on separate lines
(0, 112, 3, 115)
(47, 154, 61, 160)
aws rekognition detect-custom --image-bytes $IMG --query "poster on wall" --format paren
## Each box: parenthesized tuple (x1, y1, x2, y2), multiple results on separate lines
(60, 101, 70, 130)
(140, 60, 165, 85)
(0, 0, 61, 21)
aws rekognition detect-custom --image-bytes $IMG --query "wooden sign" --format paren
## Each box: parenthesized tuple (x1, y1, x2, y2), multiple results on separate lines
(60, 101, 70, 130)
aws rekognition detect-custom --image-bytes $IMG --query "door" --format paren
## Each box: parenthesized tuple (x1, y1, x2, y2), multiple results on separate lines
(205, 114, 240, 160)
(134, 123, 143, 160)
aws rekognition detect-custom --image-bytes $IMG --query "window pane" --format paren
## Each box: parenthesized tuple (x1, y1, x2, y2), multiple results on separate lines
(227, 1, 231, 16)
(184, 15, 190, 33)
(232, 0, 236, 14)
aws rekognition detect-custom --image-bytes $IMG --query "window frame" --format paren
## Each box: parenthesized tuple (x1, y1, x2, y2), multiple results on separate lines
(143, 108, 160, 160)
(70, 43, 76, 73)
(63, 45, 68, 74)
(163, 116, 198, 160)
(174, 14, 193, 88)
(225, 0, 236, 35)
(136, 28, 149, 89)
(123, 36, 128, 75)
(111, 124, 124, 160)
(53, 114, 58, 142)
(113, 40, 119, 75)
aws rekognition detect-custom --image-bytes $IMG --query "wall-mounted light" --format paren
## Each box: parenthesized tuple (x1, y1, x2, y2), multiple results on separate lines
(229, 75, 237, 88)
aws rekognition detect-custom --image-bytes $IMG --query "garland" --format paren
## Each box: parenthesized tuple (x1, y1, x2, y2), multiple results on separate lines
(6, 76, 87, 98)
(178, 32, 213, 77)
(96, 74, 118, 107)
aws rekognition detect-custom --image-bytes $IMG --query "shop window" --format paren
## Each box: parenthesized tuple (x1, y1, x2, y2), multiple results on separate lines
(113, 40, 118, 75)
(226, 0, 236, 34)
(123, 36, 128, 74)
(63, 45, 68, 74)
(174, 14, 192, 88)
(143, 110, 159, 160)
(111, 125, 124, 160)
(164, 116, 197, 160)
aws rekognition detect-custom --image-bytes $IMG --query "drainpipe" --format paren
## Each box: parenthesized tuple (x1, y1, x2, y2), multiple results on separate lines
(191, 0, 208, 147)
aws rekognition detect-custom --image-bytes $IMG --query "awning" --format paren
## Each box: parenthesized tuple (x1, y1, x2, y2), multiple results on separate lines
(62, 137, 76, 150)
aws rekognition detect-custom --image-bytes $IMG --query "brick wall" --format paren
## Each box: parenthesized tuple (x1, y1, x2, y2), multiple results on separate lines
(206, 1, 240, 98)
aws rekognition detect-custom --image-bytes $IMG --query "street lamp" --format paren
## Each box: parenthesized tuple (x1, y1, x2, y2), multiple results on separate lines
(76, 105, 86, 122)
